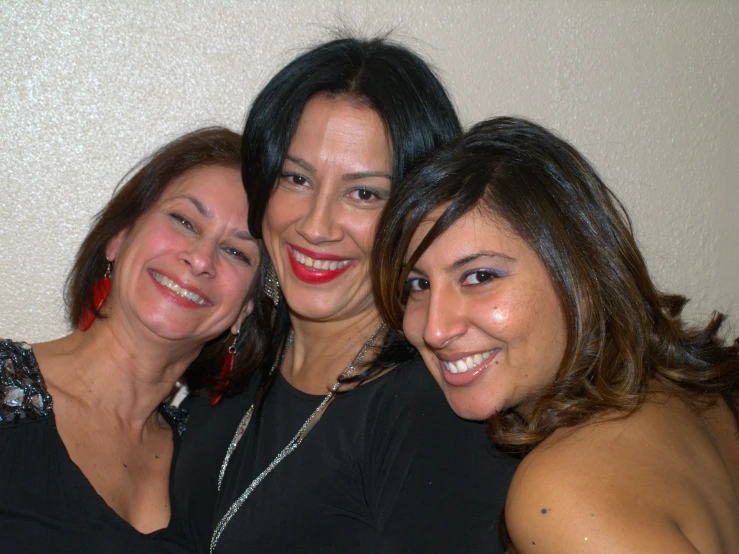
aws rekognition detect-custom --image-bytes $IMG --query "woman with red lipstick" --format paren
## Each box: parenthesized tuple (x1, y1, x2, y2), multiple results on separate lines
(0, 128, 260, 553)
(172, 36, 518, 553)
(374, 117, 739, 553)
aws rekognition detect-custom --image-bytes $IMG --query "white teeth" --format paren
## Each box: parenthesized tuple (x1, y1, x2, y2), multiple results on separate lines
(290, 246, 352, 271)
(152, 272, 208, 305)
(443, 349, 497, 374)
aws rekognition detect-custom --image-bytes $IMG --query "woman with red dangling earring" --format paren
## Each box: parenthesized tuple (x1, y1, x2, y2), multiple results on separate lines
(78, 261, 112, 331)
(210, 331, 237, 406)
(0, 127, 261, 554)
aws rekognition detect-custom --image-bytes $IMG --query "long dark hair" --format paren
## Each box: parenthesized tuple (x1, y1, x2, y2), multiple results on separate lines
(220, 34, 462, 395)
(374, 116, 739, 454)
(65, 127, 256, 391)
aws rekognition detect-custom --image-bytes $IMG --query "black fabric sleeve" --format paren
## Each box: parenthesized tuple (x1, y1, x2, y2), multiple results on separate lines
(365, 362, 519, 553)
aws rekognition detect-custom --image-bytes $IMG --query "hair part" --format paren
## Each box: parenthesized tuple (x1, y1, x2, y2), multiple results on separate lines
(374, 116, 739, 454)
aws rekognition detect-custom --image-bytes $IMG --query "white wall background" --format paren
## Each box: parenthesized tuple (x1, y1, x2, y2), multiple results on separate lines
(1, 0, 737, 342)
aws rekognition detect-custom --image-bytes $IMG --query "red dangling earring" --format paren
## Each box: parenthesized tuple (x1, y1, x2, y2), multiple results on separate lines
(79, 262, 112, 331)
(211, 335, 237, 406)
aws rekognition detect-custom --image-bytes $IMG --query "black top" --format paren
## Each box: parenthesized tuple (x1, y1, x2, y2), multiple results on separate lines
(173, 358, 519, 553)
(0, 339, 192, 554)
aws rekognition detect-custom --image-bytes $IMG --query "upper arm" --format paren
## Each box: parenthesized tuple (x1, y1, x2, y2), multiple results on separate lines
(505, 451, 700, 554)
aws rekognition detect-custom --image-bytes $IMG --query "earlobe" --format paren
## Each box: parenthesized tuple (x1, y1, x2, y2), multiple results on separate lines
(231, 299, 255, 334)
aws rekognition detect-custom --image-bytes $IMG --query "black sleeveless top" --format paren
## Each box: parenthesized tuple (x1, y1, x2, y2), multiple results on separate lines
(0, 339, 192, 554)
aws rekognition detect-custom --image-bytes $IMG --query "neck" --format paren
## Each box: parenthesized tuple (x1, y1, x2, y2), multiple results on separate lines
(281, 309, 385, 394)
(35, 320, 200, 430)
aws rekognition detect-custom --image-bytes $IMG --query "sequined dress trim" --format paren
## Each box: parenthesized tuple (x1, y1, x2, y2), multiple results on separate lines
(0, 339, 52, 423)
(0, 338, 188, 433)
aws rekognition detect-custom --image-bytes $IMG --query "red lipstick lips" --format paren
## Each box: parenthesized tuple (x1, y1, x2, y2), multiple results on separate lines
(286, 244, 355, 285)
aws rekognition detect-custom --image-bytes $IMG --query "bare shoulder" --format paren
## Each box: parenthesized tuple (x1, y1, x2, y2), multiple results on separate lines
(505, 401, 716, 553)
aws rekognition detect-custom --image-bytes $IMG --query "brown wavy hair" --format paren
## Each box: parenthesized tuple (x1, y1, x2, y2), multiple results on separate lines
(373, 116, 739, 454)
(65, 127, 258, 391)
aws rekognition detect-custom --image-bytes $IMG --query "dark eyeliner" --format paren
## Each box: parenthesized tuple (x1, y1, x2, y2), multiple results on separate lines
(352, 185, 387, 201)
(460, 268, 507, 284)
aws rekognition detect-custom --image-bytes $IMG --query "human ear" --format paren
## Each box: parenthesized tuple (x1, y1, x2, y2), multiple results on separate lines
(231, 298, 255, 334)
(104, 229, 130, 262)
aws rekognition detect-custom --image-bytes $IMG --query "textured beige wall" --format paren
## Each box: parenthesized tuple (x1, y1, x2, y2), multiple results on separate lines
(1, 0, 737, 342)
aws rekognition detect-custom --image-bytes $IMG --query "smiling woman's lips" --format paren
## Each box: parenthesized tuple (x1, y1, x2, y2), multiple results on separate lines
(286, 245, 355, 285)
(149, 270, 212, 308)
(439, 349, 499, 387)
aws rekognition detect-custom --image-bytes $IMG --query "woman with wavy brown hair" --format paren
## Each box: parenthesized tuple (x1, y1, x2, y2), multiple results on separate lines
(1, 128, 260, 553)
(373, 116, 739, 553)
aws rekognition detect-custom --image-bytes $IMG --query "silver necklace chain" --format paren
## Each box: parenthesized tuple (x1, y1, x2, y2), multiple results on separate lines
(209, 322, 386, 553)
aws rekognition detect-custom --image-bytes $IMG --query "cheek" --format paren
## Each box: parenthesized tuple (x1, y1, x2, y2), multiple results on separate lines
(347, 213, 381, 253)
(224, 265, 257, 298)
(476, 296, 513, 337)
(117, 224, 180, 268)
(402, 302, 426, 348)
(511, 284, 567, 371)
(263, 195, 294, 239)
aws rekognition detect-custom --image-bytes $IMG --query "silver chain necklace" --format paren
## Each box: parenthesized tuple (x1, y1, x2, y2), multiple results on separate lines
(210, 322, 386, 553)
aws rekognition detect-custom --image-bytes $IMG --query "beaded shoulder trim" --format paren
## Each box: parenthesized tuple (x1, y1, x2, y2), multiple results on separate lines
(159, 403, 188, 437)
(0, 339, 53, 425)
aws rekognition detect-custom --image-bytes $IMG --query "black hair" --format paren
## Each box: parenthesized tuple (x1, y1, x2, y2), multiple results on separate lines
(222, 34, 461, 394)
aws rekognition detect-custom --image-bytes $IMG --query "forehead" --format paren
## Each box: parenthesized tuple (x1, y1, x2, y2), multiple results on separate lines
(289, 95, 392, 165)
(159, 164, 243, 200)
(408, 205, 525, 264)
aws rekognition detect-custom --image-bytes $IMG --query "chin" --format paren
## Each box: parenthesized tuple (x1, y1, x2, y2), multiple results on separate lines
(139, 316, 203, 342)
(288, 303, 342, 322)
(444, 390, 501, 422)
(285, 292, 363, 322)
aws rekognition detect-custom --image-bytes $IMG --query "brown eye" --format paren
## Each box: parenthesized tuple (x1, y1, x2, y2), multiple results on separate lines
(279, 172, 308, 186)
(348, 187, 385, 202)
(461, 270, 505, 286)
(405, 277, 429, 293)
(222, 246, 251, 265)
(170, 213, 195, 232)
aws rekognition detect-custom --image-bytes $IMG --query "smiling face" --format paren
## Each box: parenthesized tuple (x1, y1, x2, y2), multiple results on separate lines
(263, 94, 393, 324)
(105, 165, 260, 346)
(402, 206, 568, 420)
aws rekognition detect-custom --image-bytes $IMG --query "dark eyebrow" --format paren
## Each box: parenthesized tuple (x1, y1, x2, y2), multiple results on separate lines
(233, 230, 258, 243)
(446, 251, 515, 272)
(171, 194, 254, 243)
(171, 194, 212, 218)
(410, 251, 515, 275)
(342, 171, 392, 182)
(285, 155, 391, 182)
(285, 155, 315, 173)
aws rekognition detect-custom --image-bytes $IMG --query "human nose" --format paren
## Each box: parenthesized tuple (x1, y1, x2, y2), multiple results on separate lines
(422, 286, 468, 350)
(295, 191, 342, 244)
(180, 238, 217, 277)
